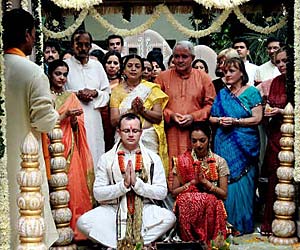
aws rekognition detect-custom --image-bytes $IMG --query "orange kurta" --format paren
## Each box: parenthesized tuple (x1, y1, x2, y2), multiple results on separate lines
(55, 92, 94, 241)
(155, 69, 216, 184)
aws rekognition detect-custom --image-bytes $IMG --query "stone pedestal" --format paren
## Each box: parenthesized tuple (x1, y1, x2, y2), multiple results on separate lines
(269, 103, 298, 245)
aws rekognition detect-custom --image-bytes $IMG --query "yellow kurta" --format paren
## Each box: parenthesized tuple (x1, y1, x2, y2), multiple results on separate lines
(5, 54, 59, 249)
(110, 80, 169, 176)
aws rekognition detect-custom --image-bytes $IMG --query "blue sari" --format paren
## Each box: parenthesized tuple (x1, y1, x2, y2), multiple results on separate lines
(211, 86, 262, 234)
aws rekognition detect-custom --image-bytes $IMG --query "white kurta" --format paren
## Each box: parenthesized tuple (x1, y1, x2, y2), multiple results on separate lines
(77, 143, 176, 248)
(255, 60, 280, 82)
(65, 57, 110, 169)
(5, 54, 59, 249)
(245, 60, 258, 85)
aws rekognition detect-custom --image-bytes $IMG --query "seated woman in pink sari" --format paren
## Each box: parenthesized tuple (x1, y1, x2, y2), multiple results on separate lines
(171, 121, 229, 246)
(48, 60, 94, 241)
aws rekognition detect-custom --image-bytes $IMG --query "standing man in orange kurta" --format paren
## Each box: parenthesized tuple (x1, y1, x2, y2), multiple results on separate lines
(155, 41, 216, 184)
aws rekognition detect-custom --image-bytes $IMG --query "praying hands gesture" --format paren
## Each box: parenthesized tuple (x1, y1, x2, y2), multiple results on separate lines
(124, 160, 136, 188)
(131, 97, 144, 115)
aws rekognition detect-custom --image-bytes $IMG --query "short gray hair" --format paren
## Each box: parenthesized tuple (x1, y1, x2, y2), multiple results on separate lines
(173, 41, 195, 56)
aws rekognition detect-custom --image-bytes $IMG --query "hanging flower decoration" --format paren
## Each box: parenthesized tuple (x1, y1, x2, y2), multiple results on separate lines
(0, 0, 11, 247)
(43, 8, 88, 39)
(50, 0, 102, 11)
(32, 0, 44, 66)
(293, 0, 300, 181)
(193, 0, 249, 9)
(89, 6, 161, 36)
(162, 6, 231, 38)
(233, 6, 287, 34)
(43, 5, 286, 40)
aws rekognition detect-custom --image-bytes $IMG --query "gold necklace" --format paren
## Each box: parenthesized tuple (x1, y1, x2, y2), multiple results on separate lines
(124, 82, 139, 93)
(51, 89, 64, 96)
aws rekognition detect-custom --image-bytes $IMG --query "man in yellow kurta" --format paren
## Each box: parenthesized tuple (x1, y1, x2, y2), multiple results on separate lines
(3, 9, 59, 249)
(155, 41, 216, 184)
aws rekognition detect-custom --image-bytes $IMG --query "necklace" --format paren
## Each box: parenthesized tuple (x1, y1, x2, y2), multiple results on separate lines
(124, 82, 139, 93)
(50, 89, 64, 96)
(231, 86, 244, 96)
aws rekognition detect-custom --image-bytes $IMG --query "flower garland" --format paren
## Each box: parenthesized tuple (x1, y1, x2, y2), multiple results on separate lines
(163, 6, 231, 39)
(50, 0, 101, 11)
(43, 8, 88, 39)
(32, 0, 44, 66)
(42, 5, 286, 39)
(89, 6, 161, 37)
(293, 0, 300, 181)
(0, 0, 11, 248)
(233, 6, 287, 34)
(21, 0, 29, 11)
(192, 0, 249, 10)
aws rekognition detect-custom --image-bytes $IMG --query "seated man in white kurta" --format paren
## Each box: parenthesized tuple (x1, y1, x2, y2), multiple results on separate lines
(77, 113, 176, 249)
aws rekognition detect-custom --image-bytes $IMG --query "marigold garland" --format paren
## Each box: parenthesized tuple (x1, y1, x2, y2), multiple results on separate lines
(0, 0, 11, 247)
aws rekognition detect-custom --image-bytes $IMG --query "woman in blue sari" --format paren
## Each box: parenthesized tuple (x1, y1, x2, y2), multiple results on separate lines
(210, 57, 262, 235)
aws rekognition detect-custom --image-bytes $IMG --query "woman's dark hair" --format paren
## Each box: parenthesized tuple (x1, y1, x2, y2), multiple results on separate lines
(224, 57, 249, 86)
(2, 8, 35, 50)
(189, 121, 211, 140)
(122, 54, 145, 72)
(192, 59, 209, 73)
(90, 49, 105, 62)
(147, 50, 166, 71)
(48, 59, 69, 81)
(167, 55, 174, 67)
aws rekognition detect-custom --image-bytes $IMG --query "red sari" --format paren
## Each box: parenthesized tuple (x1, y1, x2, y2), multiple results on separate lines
(55, 92, 94, 240)
(174, 151, 227, 245)
(261, 74, 287, 232)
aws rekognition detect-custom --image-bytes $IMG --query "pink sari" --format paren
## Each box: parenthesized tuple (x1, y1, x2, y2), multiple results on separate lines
(55, 92, 94, 240)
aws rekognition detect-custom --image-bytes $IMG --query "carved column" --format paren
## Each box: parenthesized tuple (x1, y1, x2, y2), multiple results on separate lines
(17, 132, 46, 250)
(48, 122, 76, 250)
(269, 103, 298, 245)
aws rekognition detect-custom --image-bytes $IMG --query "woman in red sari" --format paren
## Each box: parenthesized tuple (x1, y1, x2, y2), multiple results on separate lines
(171, 121, 229, 246)
(260, 47, 292, 235)
(48, 60, 94, 241)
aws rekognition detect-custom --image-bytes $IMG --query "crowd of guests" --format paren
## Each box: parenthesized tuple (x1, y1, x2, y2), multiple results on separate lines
(4, 8, 291, 249)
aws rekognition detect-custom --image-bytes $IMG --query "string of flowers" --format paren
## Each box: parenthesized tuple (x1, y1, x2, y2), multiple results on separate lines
(42, 5, 286, 39)
(163, 6, 231, 38)
(50, 0, 101, 11)
(32, 0, 44, 66)
(89, 6, 161, 37)
(0, 0, 11, 248)
(43, 8, 88, 39)
(20, 0, 29, 11)
(192, 0, 249, 10)
(233, 6, 287, 34)
(293, 0, 300, 181)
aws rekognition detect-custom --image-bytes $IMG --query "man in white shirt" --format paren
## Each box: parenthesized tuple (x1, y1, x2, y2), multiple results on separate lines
(255, 37, 282, 83)
(233, 37, 258, 85)
(65, 30, 110, 169)
(77, 113, 176, 249)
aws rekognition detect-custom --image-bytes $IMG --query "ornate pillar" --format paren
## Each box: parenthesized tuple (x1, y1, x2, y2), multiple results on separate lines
(17, 132, 46, 250)
(48, 122, 76, 250)
(269, 103, 298, 245)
